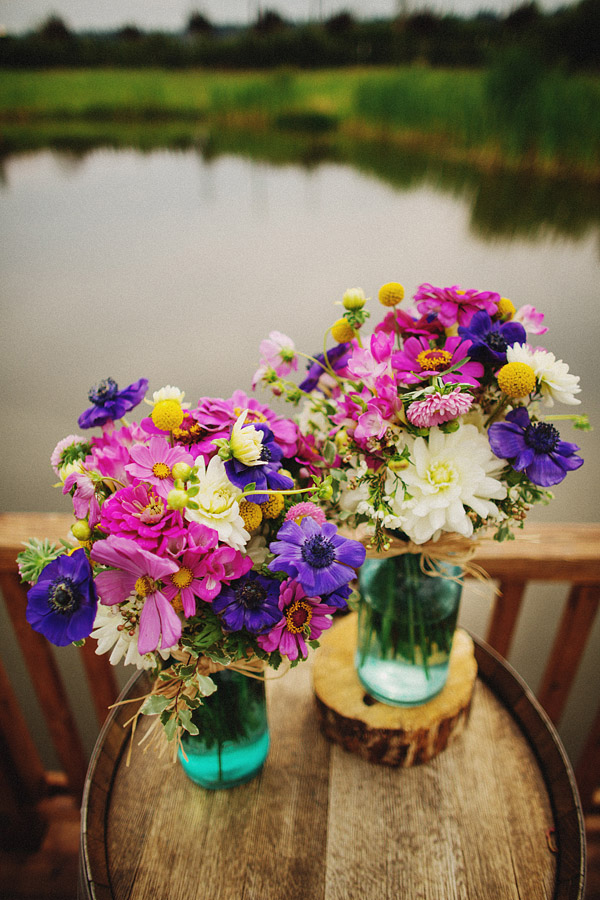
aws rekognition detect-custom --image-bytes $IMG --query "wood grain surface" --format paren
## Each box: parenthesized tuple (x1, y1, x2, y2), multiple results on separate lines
(80, 633, 585, 900)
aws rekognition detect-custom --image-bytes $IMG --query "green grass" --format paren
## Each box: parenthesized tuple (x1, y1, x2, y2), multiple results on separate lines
(0, 66, 598, 177)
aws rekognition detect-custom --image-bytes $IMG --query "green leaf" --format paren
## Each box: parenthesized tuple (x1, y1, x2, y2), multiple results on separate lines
(141, 694, 171, 716)
(178, 708, 199, 736)
(197, 674, 217, 697)
(163, 715, 177, 742)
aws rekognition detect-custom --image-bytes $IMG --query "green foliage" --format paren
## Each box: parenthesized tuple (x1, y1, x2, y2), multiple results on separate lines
(17, 538, 68, 584)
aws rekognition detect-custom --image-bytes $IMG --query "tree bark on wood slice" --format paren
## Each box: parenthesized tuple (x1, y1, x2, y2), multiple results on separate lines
(313, 613, 477, 767)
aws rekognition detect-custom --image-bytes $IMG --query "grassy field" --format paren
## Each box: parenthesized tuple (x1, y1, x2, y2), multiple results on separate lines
(1, 67, 599, 178)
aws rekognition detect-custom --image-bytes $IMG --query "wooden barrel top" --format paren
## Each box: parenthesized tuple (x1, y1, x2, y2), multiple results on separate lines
(79, 632, 586, 900)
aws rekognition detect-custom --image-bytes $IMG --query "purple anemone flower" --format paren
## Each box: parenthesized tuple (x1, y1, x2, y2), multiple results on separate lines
(225, 424, 294, 502)
(212, 571, 282, 634)
(488, 407, 583, 487)
(299, 343, 352, 392)
(78, 377, 148, 429)
(458, 311, 526, 365)
(268, 517, 366, 595)
(26, 549, 98, 646)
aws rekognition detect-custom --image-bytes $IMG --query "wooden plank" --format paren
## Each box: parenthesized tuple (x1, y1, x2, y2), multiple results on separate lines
(0, 512, 74, 571)
(79, 640, 120, 728)
(537, 584, 600, 726)
(485, 579, 526, 657)
(0, 654, 46, 804)
(473, 523, 600, 584)
(575, 703, 600, 814)
(0, 571, 88, 794)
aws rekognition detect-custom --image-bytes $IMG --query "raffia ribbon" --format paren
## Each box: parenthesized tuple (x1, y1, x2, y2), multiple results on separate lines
(344, 524, 496, 591)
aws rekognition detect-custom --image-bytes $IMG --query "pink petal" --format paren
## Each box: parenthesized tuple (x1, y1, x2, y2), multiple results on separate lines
(95, 569, 137, 605)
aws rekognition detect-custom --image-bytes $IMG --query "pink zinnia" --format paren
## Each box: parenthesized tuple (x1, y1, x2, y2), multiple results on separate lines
(406, 388, 474, 428)
(257, 579, 335, 661)
(513, 304, 547, 335)
(99, 484, 186, 555)
(125, 436, 194, 500)
(91, 536, 181, 654)
(392, 335, 483, 387)
(413, 283, 500, 328)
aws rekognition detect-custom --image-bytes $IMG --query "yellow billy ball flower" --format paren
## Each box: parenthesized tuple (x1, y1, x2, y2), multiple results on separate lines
(378, 282, 404, 307)
(261, 493, 285, 519)
(239, 499, 263, 531)
(497, 297, 516, 320)
(151, 399, 184, 432)
(497, 362, 537, 398)
(331, 318, 355, 343)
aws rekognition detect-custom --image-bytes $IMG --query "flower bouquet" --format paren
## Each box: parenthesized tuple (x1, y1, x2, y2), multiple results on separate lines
(253, 281, 588, 705)
(18, 379, 365, 785)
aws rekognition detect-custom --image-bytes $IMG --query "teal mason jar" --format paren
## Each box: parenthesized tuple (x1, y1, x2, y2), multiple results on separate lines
(356, 553, 463, 707)
(178, 668, 269, 789)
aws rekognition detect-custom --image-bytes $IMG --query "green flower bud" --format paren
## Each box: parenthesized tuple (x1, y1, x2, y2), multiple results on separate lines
(342, 287, 366, 310)
(171, 462, 192, 482)
(167, 489, 188, 510)
(71, 520, 92, 541)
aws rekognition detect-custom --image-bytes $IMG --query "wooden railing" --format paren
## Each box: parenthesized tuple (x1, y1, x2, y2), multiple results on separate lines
(0, 513, 598, 822)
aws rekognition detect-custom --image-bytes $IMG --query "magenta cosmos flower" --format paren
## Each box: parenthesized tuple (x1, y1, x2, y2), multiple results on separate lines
(125, 436, 194, 500)
(91, 536, 181, 654)
(413, 283, 500, 328)
(257, 578, 336, 661)
(392, 335, 483, 387)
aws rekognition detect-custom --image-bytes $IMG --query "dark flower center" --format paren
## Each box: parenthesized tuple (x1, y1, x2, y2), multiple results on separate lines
(49, 578, 79, 615)
(260, 444, 273, 462)
(302, 535, 336, 569)
(484, 330, 508, 353)
(89, 377, 118, 405)
(525, 422, 560, 453)
(237, 580, 268, 609)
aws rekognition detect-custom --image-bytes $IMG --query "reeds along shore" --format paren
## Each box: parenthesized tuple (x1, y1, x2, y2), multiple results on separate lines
(0, 63, 599, 180)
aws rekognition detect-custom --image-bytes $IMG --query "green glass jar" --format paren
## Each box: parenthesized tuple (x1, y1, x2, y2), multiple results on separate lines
(178, 668, 269, 789)
(356, 553, 463, 706)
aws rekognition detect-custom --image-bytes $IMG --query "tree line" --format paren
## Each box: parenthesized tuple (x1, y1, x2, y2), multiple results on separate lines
(0, 0, 598, 72)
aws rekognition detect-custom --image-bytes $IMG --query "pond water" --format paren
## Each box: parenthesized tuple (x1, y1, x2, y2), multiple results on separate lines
(1, 142, 597, 521)
(0, 139, 598, 765)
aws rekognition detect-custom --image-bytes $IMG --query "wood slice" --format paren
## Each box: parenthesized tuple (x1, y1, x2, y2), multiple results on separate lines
(313, 613, 477, 767)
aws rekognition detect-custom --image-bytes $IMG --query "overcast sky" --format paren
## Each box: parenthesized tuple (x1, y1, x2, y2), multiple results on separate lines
(0, 0, 575, 32)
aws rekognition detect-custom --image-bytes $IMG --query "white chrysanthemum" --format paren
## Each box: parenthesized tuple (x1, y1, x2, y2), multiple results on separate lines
(90, 601, 174, 670)
(185, 455, 250, 551)
(149, 385, 190, 408)
(506, 344, 581, 407)
(400, 425, 506, 544)
(230, 410, 264, 466)
(338, 460, 369, 516)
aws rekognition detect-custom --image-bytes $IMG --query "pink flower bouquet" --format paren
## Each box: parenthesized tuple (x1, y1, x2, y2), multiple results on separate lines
(18, 380, 365, 746)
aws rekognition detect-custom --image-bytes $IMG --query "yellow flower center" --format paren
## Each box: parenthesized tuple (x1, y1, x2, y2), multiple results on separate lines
(239, 499, 263, 531)
(285, 599, 313, 634)
(497, 362, 537, 398)
(152, 461, 172, 480)
(151, 399, 185, 432)
(261, 493, 285, 520)
(172, 566, 194, 589)
(416, 348, 453, 372)
(135, 575, 157, 597)
(378, 281, 405, 307)
(172, 422, 202, 445)
(331, 318, 355, 343)
(427, 462, 456, 489)
(497, 297, 516, 320)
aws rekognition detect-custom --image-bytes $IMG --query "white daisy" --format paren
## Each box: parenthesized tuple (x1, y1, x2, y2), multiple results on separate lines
(506, 344, 581, 407)
(400, 425, 506, 544)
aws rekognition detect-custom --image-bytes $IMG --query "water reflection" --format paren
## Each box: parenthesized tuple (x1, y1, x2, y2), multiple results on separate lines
(2, 124, 600, 245)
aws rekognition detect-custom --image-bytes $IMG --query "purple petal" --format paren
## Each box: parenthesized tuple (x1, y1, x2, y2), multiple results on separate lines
(526, 453, 568, 487)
